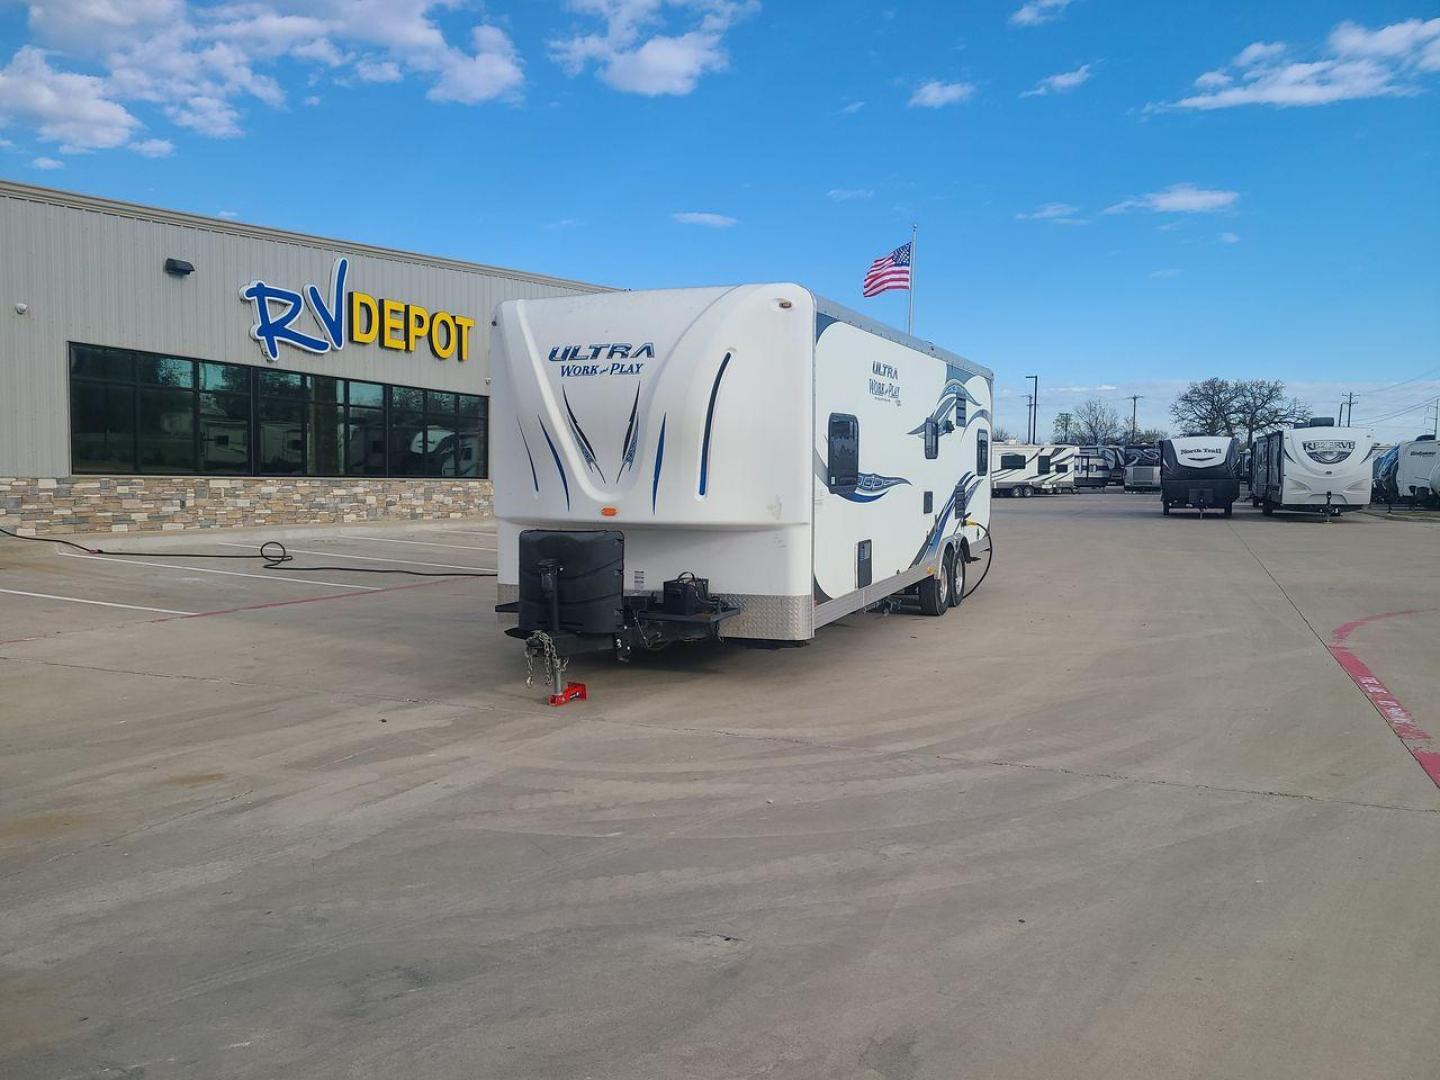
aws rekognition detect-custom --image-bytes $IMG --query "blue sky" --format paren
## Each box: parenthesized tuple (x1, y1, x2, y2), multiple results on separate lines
(1, 1, 1438, 440)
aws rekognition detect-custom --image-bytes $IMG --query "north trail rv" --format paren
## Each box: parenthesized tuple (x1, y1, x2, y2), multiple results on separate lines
(1159, 436, 1241, 517)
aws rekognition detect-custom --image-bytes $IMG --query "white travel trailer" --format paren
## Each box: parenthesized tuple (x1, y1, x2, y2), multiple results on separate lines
(490, 284, 994, 682)
(990, 444, 1077, 496)
(1375, 435, 1440, 506)
(1250, 418, 1375, 515)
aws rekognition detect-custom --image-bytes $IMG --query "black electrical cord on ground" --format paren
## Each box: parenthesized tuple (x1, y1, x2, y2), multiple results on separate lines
(961, 518, 995, 600)
(0, 526, 496, 578)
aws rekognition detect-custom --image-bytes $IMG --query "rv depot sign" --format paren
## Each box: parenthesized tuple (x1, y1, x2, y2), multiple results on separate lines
(242, 257, 476, 364)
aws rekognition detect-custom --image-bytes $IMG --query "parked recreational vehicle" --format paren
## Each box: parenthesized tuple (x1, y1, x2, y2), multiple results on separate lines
(1250, 418, 1375, 515)
(1122, 445, 1160, 492)
(1074, 445, 1116, 489)
(990, 443, 1077, 496)
(1375, 435, 1440, 506)
(490, 284, 994, 687)
(1159, 436, 1241, 516)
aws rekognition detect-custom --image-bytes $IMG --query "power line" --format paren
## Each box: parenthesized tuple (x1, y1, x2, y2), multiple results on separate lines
(1352, 394, 1439, 426)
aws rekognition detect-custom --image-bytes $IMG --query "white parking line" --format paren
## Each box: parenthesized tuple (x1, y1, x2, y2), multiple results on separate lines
(217, 542, 494, 572)
(58, 551, 379, 590)
(0, 587, 196, 616)
(344, 536, 496, 551)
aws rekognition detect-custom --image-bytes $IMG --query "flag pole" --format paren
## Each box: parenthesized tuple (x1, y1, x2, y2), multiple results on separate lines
(906, 224, 917, 337)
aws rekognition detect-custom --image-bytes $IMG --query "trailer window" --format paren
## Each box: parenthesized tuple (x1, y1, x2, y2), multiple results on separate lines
(1055, 462, 1068, 474)
(977, 432, 988, 475)
(827, 413, 859, 492)
(1000, 453, 1025, 470)
(955, 396, 967, 427)
(923, 417, 940, 460)
(1038, 455, 1051, 474)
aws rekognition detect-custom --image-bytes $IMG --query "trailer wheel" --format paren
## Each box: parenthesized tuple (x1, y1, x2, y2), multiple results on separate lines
(1019, 486, 1032, 499)
(1162, 501, 1170, 516)
(946, 546, 965, 608)
(1262, 498, 1275, 516)
(917, 554, 950, 616)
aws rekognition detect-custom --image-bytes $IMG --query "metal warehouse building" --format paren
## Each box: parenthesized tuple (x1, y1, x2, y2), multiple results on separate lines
(0, 180, 603, 535)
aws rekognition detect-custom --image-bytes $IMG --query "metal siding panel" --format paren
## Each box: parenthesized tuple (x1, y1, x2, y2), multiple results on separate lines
(0, 189, 602, 477)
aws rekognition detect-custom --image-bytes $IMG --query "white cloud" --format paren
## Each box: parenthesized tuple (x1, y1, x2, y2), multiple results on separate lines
(672, 211, 737, 227)
(1220, 231, 1240, 244)
(1016, 201, 1087, 224)
(355, 58, 403, 83)
(0, 2, 528, 156)
(130, 137, 173, 157)
(1169, 19, 1440, 110)
(1234, 42, 1285, 67)
(1148, 268, 1182, 279)
(1021, 63, 1092, 97)
(429, 26, 524, 104)
(0, 137, 12, 147)
(545, 218, 580, 229)
(1107, 183, 1239, 214)
(0, 46, 141, 150)
(909, 79, 975, 108)
(841, 100, 865, 114)
(217, 209, 239, 219)
(31, 155, 63, 169)
(303, 94, 320, 106)
(1011, 0, 1072, 27)
(828, 188, 873, 201)
(551, 0, 758, 96)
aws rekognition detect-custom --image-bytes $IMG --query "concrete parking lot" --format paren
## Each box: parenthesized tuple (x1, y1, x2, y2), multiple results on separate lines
(2, 494, 1438, 1080)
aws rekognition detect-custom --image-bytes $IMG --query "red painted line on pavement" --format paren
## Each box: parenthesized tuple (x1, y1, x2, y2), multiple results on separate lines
(1327, 608, 1440, 788)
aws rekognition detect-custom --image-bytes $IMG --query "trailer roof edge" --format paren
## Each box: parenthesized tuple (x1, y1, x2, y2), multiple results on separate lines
(811, 291, 993, 381)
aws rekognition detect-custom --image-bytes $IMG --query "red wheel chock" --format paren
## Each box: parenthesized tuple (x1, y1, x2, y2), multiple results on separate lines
(548, 682, 588, 707)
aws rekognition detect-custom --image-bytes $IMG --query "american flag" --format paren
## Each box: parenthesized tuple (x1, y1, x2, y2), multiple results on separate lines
(862, 241, 912, 297)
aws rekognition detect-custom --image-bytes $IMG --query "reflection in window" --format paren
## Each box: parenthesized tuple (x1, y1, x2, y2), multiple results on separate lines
(71, 382, 135, 472)
(68, 343, 489, 479)
(138, 388, 195, 472)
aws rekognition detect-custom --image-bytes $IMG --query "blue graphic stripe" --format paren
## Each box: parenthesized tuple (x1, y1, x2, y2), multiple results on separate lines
(698, 352, 732, 496)
(652, 415, 667, 512)
(517, 419, 539, 493)
(538, 417, 570, 510)
(563, 388, 606, 483)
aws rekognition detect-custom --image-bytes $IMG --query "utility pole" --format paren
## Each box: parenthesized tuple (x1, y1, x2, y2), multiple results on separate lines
(1027, 375, 1038, 443)
(1340, 392, 1356, 426)
(1023, 395, 1033, 443)
(1129, 394, 1143, 442)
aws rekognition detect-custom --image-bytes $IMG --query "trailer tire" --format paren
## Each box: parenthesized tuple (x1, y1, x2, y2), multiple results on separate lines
(1019, 486, 1032, 499)
(1162, 501, 1170, 516)
(946, 546, 965, 608)
(918, 552, 951, 616)
(1262, 497, 1275, 516)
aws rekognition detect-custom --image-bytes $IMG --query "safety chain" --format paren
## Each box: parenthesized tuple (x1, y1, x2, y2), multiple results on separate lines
(524, 630, 567, 689)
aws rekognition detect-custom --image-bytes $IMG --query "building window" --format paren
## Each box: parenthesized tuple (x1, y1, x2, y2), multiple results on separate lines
(68, 343, 488, 479)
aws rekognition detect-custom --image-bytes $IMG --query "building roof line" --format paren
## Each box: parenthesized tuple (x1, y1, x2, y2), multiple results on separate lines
(0, 179, 611, 293)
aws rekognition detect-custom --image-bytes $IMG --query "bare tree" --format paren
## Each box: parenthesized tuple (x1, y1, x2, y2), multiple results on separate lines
(991, 425, 1014, 442)
(1052, 411, 1076, 443)
(1133, 426, 1170, 444)
(1232, 379, 1308, 446)
(1170, 378, 1240, 437)
(1170, 378, 1308, 446)
(1073, 399, 1124, 445)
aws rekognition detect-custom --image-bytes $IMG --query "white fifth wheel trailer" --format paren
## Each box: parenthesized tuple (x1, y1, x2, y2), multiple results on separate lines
(1250, 418, 1375, 516)
(1374, 435, 1439, 507)
(490, 284, 994, 692)
(990, 444, 1077, 496)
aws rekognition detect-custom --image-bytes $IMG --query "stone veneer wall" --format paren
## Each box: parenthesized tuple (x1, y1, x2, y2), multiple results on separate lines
(0, 476, 493, 535)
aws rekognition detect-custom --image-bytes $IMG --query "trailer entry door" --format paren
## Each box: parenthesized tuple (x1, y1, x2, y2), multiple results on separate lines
(827, 413, 859, 493)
